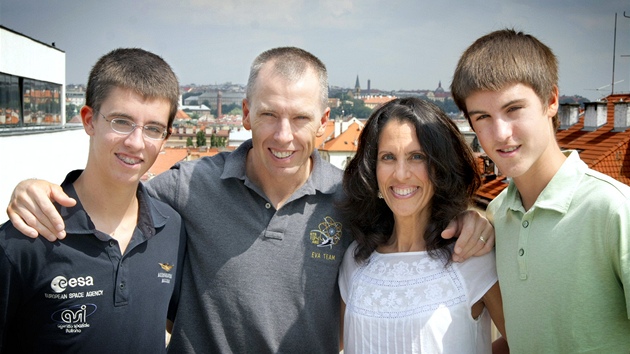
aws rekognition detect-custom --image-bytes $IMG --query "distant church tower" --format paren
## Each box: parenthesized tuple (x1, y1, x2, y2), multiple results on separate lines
(435, 81, 445, 93)
(355, 75, 361, 98)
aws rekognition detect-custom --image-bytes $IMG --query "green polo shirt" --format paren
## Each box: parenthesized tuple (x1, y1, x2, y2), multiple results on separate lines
(488, 151, 630, 353)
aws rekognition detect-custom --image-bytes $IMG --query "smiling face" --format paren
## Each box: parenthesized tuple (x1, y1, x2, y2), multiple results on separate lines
(82, 86, 169, 187)
(242, 61, 330, 189)
(376, 119, 434, 224)
(466, 83, 559, 183)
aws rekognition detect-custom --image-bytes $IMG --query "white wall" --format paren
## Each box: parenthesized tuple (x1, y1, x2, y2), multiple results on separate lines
(329, 151, 356, 170)
(0, 26, 66, 123)
(0, 128, 89, 224)
(0, 28, 65, 85)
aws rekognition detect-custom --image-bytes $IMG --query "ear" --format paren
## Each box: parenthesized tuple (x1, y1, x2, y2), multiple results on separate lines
(547, 85, 559, 118)
(242, 98, 252, 130)
(81, 106, 96, 136)
(316, 107, 331, 137)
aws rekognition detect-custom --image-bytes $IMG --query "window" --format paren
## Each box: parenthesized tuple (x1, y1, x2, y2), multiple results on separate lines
(0, 72, 62, 128)
(0, 73, 20, 126)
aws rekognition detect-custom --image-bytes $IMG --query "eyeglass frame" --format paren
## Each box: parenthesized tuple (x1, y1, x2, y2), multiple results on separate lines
(94, 110, 170, 141)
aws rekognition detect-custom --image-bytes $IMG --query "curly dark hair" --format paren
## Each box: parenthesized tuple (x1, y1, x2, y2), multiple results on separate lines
(340, 97, 480, 264)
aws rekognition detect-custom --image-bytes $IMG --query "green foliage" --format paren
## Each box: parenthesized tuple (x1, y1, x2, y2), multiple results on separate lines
(186, 137, 194, 147)
(210, 134, 227, 148)
(65, 104, 78, 121)
(419, 98, 460, 114)
(228, 106, 243, 116)
(211, 103, 241, 117)
(330, 97, 373, 119)
(559, 95, 590, 107)
(196, 130, 207, 147)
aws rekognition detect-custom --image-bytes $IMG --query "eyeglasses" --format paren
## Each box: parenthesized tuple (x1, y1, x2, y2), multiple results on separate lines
(96, 111, 168, 140)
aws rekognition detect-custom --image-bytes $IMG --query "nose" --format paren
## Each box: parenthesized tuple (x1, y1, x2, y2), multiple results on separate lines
(274, 117, 293, 144)
(394, 159, 410, 180)
(493, 117, 512, 142)
(123, 126, 146, 149)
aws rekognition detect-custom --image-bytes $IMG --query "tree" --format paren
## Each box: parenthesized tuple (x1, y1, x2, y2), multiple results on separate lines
(196, 130, 207, 147)
(186, 137, 194, 147)
(65, 103, 78, 121)
(211, 102, 241, 117)
(210, 134, 227, 148)
(228, 106, 243, 116)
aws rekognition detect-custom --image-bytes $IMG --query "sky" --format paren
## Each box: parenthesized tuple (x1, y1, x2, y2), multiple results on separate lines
(1, 0, 629, 101)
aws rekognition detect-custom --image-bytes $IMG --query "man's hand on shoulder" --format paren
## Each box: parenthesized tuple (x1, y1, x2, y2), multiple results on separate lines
(7, 179, 75, 241)
(442, 209, 494, 262)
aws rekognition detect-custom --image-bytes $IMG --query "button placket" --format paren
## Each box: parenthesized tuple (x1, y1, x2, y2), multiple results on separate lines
(517, 213, 532, 280)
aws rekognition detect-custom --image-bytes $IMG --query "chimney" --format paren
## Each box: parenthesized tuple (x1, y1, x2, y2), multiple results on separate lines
(334, 117, 342, 138)
(558, 103, 579, 130)
(583, 101, 607, 131)
(613, 100, 630, 132)
(217, 91, 223, 118)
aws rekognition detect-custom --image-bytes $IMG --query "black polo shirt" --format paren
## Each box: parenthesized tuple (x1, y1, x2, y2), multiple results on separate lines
(0, 170, 186, 353)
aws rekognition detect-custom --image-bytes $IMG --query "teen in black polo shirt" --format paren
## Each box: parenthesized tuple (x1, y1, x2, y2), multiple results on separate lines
(0, 48, 186, 353)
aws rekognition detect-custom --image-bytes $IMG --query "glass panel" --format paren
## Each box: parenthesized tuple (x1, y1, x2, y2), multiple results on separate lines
(23, 78, 62, 126)
(0, 73, 21, 126)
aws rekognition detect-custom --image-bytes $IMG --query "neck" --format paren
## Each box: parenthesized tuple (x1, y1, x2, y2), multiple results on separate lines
(513, 149, 567, 211)
(378, 213, 429, 253)
(73, 169, 139, 253)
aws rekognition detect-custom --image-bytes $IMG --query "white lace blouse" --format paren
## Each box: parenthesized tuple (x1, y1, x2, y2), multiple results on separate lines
(339, 241, 497, 354)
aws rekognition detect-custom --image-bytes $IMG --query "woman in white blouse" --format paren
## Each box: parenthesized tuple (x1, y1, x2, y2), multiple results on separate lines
(339, 98, 508, 353)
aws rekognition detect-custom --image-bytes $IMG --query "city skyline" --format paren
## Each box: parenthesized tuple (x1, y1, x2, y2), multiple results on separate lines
(1, 0, 629, 101)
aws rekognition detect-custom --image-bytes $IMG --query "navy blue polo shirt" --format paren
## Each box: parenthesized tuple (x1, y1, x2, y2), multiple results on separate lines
(0, 170, 186, 353)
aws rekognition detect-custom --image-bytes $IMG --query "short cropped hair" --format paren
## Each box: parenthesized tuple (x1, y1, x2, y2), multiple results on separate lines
(341, 98, 481, 263)
(85, 48, 180, 128)
(451, 29, 559, 130)
(246, 47, 328, 110)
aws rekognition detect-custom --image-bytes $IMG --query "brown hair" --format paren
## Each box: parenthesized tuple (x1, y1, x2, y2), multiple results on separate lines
(85, 48, 180, 129)
(451, 29, 559, 130)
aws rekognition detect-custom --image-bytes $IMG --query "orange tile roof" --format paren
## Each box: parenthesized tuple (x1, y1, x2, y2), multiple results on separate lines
(142, 147, 224, 180)
(556, 93, 630, 185)
(143, 148, 188, 180)
(474, 93, 630, 207)
(175, 110, 190, 119)
(321, 122, 362, 152)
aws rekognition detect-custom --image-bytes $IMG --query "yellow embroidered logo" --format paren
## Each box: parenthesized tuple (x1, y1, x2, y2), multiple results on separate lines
(159, 263, 174, 272)
(310, 216, 342, 249)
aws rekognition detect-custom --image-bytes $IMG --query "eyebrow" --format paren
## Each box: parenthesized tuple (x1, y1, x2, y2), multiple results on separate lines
(468, 98, 526, 116)
(106, 112, 167, 127)
(257, 104, 314, 119)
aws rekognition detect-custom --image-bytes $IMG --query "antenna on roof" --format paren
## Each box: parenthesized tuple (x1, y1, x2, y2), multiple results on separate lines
(585, 80, 624, 99)
(612, 13, 618, 95)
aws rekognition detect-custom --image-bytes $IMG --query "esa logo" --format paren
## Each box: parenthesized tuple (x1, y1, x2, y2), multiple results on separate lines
(51, 275, 95, 293)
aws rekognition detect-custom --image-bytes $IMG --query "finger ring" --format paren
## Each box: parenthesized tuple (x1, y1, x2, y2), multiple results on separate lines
(479, 236, 486, 244)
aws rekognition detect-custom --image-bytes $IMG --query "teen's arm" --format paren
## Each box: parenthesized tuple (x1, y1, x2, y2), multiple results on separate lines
(6, 179, 74, 241)
(482, 282, 509, 354)
(442, 209, 495, 262)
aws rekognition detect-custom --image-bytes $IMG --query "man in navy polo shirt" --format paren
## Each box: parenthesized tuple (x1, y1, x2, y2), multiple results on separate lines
(0, 48, 186, 353)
